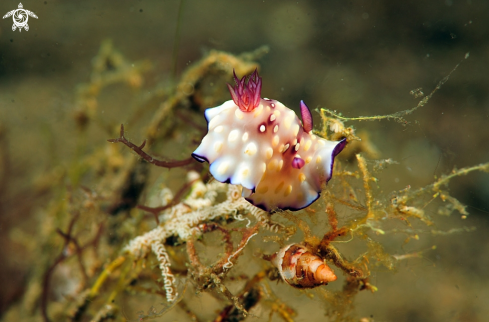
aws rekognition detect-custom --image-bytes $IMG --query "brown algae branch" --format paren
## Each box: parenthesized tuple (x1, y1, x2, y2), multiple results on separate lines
(320, 52, 469, 124)
(67, 256, 127, 322)
(41, 213, 104, 322)
(356, 154, 376, 220)
(432, 162, 489, 191)
(396, 162, 489, 211)
(108, 124, 194, 168)
(88, 256, 127, 298)
(137, 178, 199, 225)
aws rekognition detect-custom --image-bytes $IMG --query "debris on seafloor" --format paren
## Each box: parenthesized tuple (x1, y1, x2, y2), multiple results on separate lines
(4, 42, 488, 322)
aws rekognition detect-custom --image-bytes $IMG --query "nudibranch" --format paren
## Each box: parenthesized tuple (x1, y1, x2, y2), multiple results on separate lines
(270, 244, 337, 288)
(192, 70, 346, 211)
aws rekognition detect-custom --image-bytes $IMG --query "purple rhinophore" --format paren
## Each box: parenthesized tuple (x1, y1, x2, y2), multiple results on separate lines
(300, 100, 313, 133)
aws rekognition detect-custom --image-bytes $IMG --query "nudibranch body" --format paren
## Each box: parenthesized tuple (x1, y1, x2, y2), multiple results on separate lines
(192, 70, 346, 211)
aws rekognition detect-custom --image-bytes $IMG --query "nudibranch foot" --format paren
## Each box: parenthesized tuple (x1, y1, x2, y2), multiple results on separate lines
(192, 70, 346, 211)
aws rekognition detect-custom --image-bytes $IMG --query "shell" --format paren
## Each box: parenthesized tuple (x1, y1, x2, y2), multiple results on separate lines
(192, 72, 346, 211)
(271, 244, 337, 288)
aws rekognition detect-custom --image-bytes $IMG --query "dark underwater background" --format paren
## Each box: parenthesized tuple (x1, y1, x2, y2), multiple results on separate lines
(1, 1, 488, 321)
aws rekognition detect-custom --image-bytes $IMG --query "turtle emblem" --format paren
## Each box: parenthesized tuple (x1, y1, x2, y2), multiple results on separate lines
(3, 3, 38, 32)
